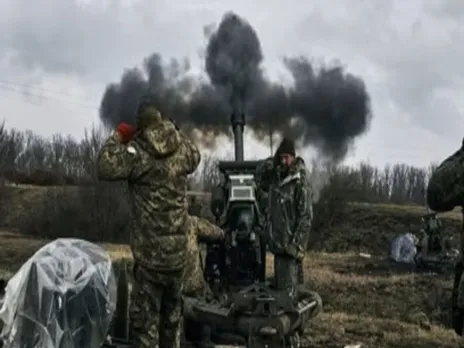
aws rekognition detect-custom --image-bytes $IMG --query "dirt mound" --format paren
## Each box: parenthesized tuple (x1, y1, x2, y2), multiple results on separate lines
(310, 202, 462, 255)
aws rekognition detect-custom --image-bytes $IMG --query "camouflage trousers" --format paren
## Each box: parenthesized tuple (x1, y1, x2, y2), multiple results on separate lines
(274, 254, 299, 298)
(130, 263, 185, 348)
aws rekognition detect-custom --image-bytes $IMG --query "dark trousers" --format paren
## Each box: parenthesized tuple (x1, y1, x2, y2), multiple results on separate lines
(297, 259, 304, 284)
(274, 254, 299, 298)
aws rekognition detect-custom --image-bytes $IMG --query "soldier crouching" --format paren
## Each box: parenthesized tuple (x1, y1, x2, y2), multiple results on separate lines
(183, 215, 225, 299)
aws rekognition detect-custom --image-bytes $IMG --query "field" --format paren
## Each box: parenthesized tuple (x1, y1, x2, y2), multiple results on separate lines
(0, 185, 463, 347)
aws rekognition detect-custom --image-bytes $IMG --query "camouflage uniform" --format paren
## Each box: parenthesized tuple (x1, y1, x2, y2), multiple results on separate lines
(255, 155, 312, 297)
(417, 228, 429, 258)
(97, 102, 200, 348)
(183, 215, 225, 298)
(425, 215, 444, 252)
(427, 138, 464, 213)
(426, 138, 464, 336)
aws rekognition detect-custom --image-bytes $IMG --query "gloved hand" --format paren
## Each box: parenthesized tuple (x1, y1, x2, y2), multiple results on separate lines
(116, 123, 137, 144)
(285, 244, 305, 261)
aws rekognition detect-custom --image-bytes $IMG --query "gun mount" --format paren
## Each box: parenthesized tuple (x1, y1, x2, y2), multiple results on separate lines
(183, 284, 322, 348)
(206, 160, 266, 290)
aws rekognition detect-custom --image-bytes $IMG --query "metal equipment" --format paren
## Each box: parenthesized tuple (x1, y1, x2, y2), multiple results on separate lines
(183, 112, 322, 348)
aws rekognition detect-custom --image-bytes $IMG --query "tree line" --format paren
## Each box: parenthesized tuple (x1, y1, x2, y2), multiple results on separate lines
(0, 121, 439, 242)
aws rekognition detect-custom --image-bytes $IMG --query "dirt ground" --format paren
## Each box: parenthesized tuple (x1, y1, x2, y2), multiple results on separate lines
(0, 230, 460, 348)
(301, 253, 457, 348)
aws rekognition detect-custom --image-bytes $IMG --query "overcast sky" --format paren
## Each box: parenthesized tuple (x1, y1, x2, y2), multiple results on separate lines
(0, 0, 462, 168)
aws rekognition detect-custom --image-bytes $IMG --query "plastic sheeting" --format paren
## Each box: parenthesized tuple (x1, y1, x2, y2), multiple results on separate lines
(0, 238, 117, 348)
(389, 233, 418, 264)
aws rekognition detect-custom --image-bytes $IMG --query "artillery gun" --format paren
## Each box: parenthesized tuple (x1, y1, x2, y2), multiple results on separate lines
(388, 212, 459, 272)
(182, 113, 322, 348)
(414, 212, 459, 272)
(205, 159, 266, 291)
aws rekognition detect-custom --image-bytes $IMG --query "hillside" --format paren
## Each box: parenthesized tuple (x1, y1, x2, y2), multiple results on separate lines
(312, 202, 462, 255)
(0, 184, 462, 347)
(2, 184, 462, 248)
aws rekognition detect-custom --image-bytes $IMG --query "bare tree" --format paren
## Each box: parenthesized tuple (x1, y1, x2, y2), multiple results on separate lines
(0, 122, 443, 242)
(80, 127, 106, 180)
(201, 155, 221, 191)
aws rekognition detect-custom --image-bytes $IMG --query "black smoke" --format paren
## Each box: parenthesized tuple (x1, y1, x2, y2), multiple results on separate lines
(99, 12, 372, 162)
(205, 13, 263, 113)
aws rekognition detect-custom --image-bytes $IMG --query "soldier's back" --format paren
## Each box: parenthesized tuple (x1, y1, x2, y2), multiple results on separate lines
(127, 121, 201, 272)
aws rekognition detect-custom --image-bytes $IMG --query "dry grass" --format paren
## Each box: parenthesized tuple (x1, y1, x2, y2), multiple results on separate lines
(301, 253, 458, 347)
(0, 230, 133, 279)
(0, 230, 460, 347)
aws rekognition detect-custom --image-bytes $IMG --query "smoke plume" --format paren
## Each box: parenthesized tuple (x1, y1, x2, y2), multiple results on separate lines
(99, 12, 372, 162)
(205, 13, 263, 113)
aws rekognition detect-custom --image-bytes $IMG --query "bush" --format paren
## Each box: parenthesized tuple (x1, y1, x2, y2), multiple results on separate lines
(18, 183, 131, 242)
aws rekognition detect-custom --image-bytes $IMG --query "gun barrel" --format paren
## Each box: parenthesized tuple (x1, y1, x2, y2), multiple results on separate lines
(231, 113, 245, 161)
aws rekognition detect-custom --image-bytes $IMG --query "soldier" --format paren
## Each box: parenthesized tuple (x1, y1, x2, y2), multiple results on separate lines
(183, 215, 225, 299)
(427, 137, 464, 213)
(416, 228, 429, 258)
(255, 138, 312, 298)
(426, 137, 464, 336)
(419, 213, 442, 253)
(97, 96, 200, 348)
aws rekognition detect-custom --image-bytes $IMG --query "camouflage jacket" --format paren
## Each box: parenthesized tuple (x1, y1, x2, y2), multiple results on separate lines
(255, 157, 275, 216)
(184, 215, 224, 297)
(427, 142, 464, 212)
(255, 156, 312, 260)
(97, 119, 200, 272)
